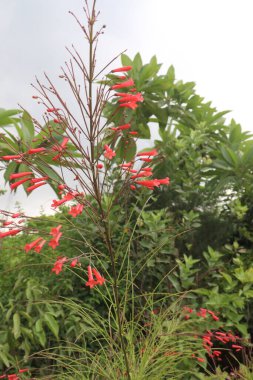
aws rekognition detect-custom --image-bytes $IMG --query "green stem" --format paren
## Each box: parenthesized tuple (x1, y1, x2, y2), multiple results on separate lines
(87, 4, 131, 378)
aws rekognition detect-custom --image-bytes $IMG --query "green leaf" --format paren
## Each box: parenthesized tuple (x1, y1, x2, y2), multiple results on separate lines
(133, 53, 143, 70)
(116, 137, 136, 162)
(44, 313, 59, 339)
(0, 350, 10, 367)
(121, 54, 133, 67)
(20, 111, 35, 143)
(13, 312, 21, 339)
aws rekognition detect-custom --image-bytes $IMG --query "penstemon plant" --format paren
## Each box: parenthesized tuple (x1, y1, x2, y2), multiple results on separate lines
(0, 2, 249, 379)
(0, 1, 170, 378)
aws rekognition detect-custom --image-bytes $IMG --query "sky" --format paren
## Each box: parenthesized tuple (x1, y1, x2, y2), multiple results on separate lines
(1, 0, 253, 215)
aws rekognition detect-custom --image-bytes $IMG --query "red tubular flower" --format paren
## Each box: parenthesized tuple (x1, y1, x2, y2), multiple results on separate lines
(137, 149, 158, 157)
(30, 176, 49, 183)
(27, 181, 47, 192)
(111, 66, 132, 72)
(52, 257, 67, 275)
(28, 147, 46, 154)
(111, 79, 135, 90)
(117, 94, 144, 103)
(196, 357, 205, 363)
(157, 177, 170, 185)
(53, 119, 62, 124)
(104, 145, 116, 160)
(142, 167, 152, 172)
(129, 131, 138, 135)
(58, 184, 67, 190)
(2, 155, 22, 160)
(50, 225, 62, 237)
(70, 258, 78, 267)
(207, 310, 219, 321)
(10, 178, 31, 190)
(12, 213, 22, 218)
(7, 375, 19, 380)
(92, 268, 105, 286)
(51, 192, 75, 208)
(47, 108, 59, 112)
(130, 185, 136, 190)
(3, 221, 13, 226)
(96, 163, 103, 169)
(85, 265, 97, 288)
(0, 229, 21, 238)
(119, 162, 133, 168)
(119, 102, 138, 109)
(34, 239, 46, 253)
(68, 204, 84, 217)
(111, 123, 131, 131)
(24, 237, 43, 253)
(232, 344, 243, 351)
(10, 172, 33, 180)
(134, 179, 160, 188)
(140, 158, 152, 162)
(18, 369, 29, 373)
(130, 172, 153, 179)
(48, 232, 62, 249)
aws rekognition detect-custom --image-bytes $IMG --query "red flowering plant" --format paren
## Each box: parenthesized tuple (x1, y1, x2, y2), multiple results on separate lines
(1, 2, 249, 379)
(0, 1, 172, 377)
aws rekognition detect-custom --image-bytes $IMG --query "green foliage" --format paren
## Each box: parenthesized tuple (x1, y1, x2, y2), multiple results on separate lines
(0, 109, 80, 195)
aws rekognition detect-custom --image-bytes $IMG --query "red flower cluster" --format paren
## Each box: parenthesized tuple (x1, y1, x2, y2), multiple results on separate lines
(51, 256, 79, 275)
(103, 144, 116, 160)
(0, 368, 29, 379)
(68, 204, 84, 217)
(85, 265, 105, 288)
(49, 225, 62, 249)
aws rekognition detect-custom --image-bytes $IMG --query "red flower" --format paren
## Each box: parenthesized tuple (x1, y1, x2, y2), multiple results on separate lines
(85, 265, 97, 288)
(0, 229, 21, 238)
(85, 266, 105, 288)
(18, 369, 29, 373)
(11, 213, 22, 218)
(111, 66, 132, 73)
(30, 176, 49, 183)
(50, 225, 62, 237)
(96, 163, 103, 169)
(10, 172, 33, 180)
(10, 178, 31, 190)
(130, 185, 136, 190)
(111, 79, 135, 90)
(47, 108, 59, 112)
(28, 147, 46, 154)
(70, 258, 78, 267)
(134, 179, 160, 188)
(130, 172, 152, 180)
(232, 344, 243, 351)
(68, 204, 84, 217)
(24, 237, 43, 253)
(137, 149, 158, 157)
(48, 232, 62, 249)
(104, 145, 116, 160)
(51, 192, 75, 208)
(111, 123, 131, 132)
(2, 155, 22, 160)
(129, 131, 138, 135)
(52, 257, 67, 275)
(27, 181, 47, 192)
(119, 102, 138, 109)
(34, 239, 46, 253)
(3, 221, 13, 227)
(157, 177, 170, 185)
(92, 268, 105, 286)
(140, 158, 152, 162)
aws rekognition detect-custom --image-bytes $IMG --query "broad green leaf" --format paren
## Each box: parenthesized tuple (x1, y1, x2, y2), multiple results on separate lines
(44, 313, 59, 339)
(13, 312, 21, 339)
(121, 54, 133, 67)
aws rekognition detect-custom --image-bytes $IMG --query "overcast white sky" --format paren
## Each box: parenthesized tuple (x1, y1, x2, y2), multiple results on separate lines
(1, 0, 253, 215)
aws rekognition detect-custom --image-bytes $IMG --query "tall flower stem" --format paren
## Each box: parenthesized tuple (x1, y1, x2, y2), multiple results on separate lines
(87, 2, 131, 379)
